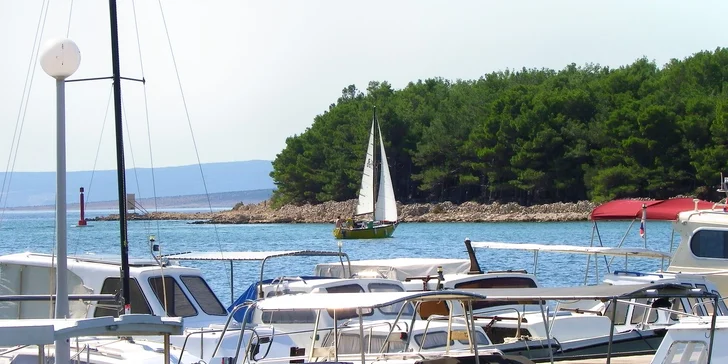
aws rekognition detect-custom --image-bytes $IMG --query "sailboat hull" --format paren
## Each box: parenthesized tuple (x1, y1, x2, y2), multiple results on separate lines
(333, 222, 397, 239)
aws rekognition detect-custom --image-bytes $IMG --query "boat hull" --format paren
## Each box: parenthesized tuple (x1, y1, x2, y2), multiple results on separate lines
(333, 222, 397, 239)
(498, 328, 666, 362)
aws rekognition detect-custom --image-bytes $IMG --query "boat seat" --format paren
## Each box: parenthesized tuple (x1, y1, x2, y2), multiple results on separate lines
(418, 301, 449, 320)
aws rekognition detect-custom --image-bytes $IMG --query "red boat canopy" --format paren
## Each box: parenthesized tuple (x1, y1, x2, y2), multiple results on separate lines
(590, 198, 716, 221)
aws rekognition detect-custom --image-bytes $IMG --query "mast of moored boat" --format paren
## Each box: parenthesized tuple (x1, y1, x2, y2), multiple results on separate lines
(108, 0, 131, 313)
(372, 106, 379, 221)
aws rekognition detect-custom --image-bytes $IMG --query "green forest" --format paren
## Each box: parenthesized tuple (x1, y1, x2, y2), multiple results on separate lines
(270, 48, 728, 207)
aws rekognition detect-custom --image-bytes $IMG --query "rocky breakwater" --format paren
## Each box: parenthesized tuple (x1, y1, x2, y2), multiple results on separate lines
(89, 199, 597, 224)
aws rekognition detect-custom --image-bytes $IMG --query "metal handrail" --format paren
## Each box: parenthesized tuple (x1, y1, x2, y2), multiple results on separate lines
(691, 296, 728, 314)
(69, 344, 90, 363)
(614, 299, 705, 322)
(0, 345, 30, 356)
(0, 294, 116, 302)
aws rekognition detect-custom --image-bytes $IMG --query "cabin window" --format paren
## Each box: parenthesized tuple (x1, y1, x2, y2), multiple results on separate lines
(714, 290, 728, 315)
(454, 277, 540, 310)
(324, 284, 373, 319)
(180, 276, 227, 316)
(413, 331, 454, 350)
(690, 230, 728, 259)
(148, 276, 198, 317)
(604, 301, 629, 325)
(94, 277, 151, 317)
(368, 283, 414, 315)
(662, 341, 707, 364)
(456, 331, 490, 346)
(630, 299, 658, 324)
(693, 284, 716, 315)
(261, 310, 315, 324)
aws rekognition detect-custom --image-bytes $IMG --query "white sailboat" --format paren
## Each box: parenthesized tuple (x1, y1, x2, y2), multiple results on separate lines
(334, 107, 398, 239)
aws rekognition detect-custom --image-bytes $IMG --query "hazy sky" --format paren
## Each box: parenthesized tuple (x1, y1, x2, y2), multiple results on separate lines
(0, 1, 726, 172)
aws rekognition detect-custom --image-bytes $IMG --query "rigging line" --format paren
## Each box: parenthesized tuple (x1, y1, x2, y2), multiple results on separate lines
(84, 85, 115, 213)
(131, 0, 163, 247)
(65, 0, 75, 38)
(0, 0, 51, 221)
(156, 0, 231, 289)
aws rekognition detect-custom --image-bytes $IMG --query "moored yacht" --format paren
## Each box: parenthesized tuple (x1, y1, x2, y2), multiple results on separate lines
(0, 249, 350, 363)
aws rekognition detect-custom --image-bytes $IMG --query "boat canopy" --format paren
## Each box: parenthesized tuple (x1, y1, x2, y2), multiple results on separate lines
(0, 315, 183, 346)
(589, 198, 716, 221)
(470, 241, 672, 259)
(165, 250, 347, 261)
(255, 290, 489, 311)
(253, 283, 714, 311)
(315, 257, 472, 280)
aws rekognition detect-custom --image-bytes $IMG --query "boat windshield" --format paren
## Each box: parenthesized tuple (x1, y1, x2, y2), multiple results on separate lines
(148, 275, 227, 317)
(180, 275, 227, 315)
(368, 282, 414, 316)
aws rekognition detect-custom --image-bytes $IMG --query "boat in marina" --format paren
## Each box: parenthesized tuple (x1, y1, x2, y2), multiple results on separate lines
(315, 238, 726, 361)
(333, 107, 398, 239)
(0, 249, 351, 363)
(201, 283, 718, 364)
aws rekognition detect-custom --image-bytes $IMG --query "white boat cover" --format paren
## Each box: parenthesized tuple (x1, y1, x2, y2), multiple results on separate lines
(315, 258, 473, 280)
(471, 241, 672, 259)
(254, 283, 713, 311)
(165, 250, 345, 261)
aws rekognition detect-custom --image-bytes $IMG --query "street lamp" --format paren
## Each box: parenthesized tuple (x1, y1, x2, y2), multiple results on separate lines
(40, 37, 80, 364)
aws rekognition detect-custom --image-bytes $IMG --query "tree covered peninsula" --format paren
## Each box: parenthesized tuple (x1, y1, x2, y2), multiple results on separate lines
(271, 48, 728, 207)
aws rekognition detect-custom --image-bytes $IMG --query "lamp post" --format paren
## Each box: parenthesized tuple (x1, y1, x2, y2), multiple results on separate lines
(40, 38, 81, 364)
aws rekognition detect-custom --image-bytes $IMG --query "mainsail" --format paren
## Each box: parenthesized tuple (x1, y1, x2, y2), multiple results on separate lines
(355, 120, 376, 215)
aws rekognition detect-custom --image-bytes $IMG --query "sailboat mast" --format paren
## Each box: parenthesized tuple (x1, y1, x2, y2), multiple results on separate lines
(372, 107, 379, 220)
(108, 0, 131, 313)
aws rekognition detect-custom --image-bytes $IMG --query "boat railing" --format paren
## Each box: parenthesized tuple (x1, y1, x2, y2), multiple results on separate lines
(614, 299, 706, 325)
(69, 343, 90, 364)
(691, 296, 728, 316)
(0, 345, 30, 356)
(471, 307, 524, 339)
(333, 320, 412, 354)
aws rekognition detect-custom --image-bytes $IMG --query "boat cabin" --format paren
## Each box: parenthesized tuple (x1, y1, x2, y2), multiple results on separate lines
(668, 208, 728, 296)
(0, 252, 227, 328)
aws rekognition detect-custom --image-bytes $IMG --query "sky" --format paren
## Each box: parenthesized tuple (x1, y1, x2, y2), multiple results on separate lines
(0, 1, 727, 172)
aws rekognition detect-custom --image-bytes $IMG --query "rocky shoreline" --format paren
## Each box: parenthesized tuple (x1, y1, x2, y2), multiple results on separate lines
(88, 199, 598, 224)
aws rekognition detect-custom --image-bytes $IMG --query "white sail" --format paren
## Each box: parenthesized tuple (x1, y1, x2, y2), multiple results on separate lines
(355, 120, 376, 215)
(374, 122, 398, 222)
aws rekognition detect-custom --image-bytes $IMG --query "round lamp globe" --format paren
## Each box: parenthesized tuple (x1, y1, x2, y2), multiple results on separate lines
(40, 38, 81, 79)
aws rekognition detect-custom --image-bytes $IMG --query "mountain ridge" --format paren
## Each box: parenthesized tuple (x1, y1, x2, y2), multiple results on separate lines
(6, 189, 274, 211)
(0, 160, 275, 207)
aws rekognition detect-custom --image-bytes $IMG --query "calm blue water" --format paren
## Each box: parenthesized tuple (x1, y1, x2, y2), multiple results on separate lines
(0, 210, 675, 305)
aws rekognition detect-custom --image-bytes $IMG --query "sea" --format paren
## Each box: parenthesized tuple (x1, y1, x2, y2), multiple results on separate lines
(0, 209, 674, 306)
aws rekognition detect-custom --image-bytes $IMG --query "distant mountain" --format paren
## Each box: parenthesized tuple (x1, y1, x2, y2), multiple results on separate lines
(0, 160, 275, 208)
(7, 189, 274, 211)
